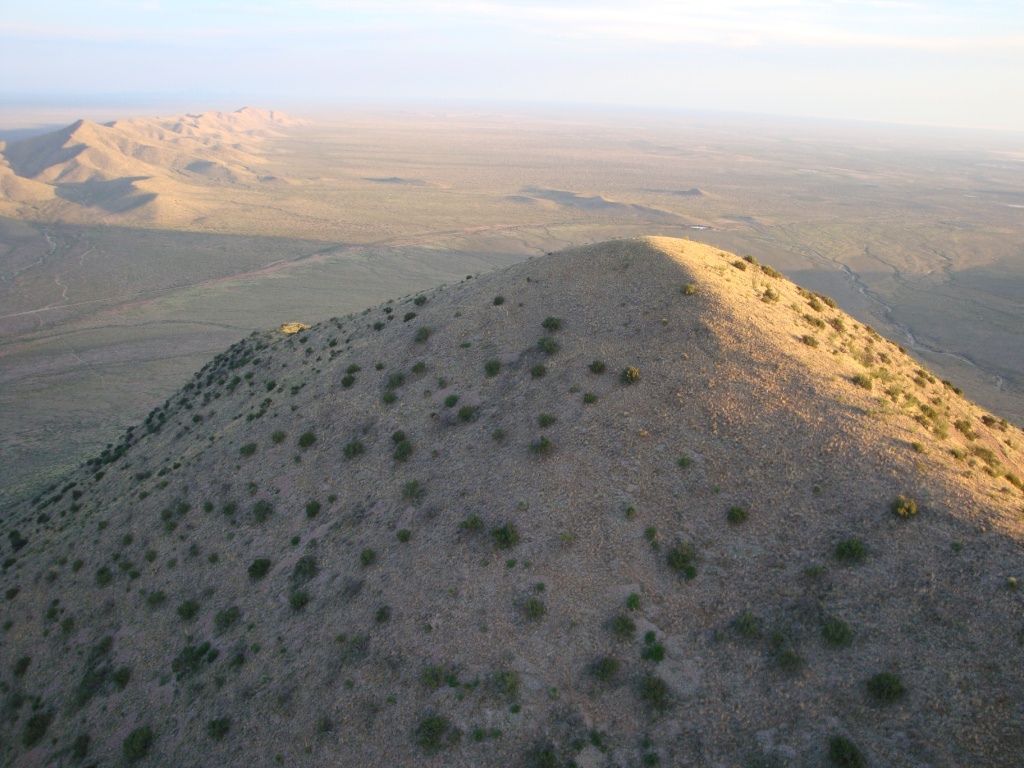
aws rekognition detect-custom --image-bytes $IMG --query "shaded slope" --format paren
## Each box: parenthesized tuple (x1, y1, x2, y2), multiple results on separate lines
(1, 238, 1022, 768)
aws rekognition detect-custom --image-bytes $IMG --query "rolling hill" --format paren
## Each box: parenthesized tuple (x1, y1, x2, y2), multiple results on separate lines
(0, 108, 299, 225)
(1, 238, 1022, 767)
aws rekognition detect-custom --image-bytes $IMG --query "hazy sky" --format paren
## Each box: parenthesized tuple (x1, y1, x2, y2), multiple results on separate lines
(2, 0, 1023, 129)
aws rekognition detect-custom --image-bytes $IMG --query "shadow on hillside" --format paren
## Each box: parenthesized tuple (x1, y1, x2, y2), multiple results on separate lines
(54, 177, 156, 212)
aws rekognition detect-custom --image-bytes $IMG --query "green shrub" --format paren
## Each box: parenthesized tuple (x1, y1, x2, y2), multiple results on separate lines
(491, 427, 506, 441)
(214, 606, 242, 633)
(403, 312, 417, 322)
(681, 283, 698, 295)
(72, 734, 90, 759)
(291, 555, 318, 584)
(530, 436, 554, 454)
(346, 363, 362, 375)
(592, 656, 619, 681)
(852, 373, 873, 390)
(611, 613, 636, 640)
(416, 715, 459, 751)
(621, 366, 640, 385)
(626, 592, 641, 610)
(734, 612, 761, 639)
(867, 672, 905, 703)
(523, 596, 546, 620)
(537, 336, 559, 355)
(123, 726, 153, 762)
(727, 506, 748, 525)
(393, 440, 413, 462)
(177, 599, 200, 620)
(583, 392, 597, 404)
(538, 413, 557, 428)
(530, 364, 547, 378)
(382, 391, 397, 404)
(376, 605, 391, 623)
(639, 675, 670, 712)
(248, 558, 271, 579)
(13, 656, 31, 677)
(414, 326, 432, 342)
(239, 442, 257, 457)
(343, 440, 365, 459)
(21, 711, 54, 747)
(253, 499, 274, 523)
(732, 259, 747, 271)
(801, 335, 819, 348)
(827, 735, 865, 768)
(458, 405, 480, 422)
(386, 372, 405, 389)
(493, 295, 505, 305)
(341, 374, 355, 388)
(494, 670, 520, 700)
(402, 480, 425, 503)
(822, 617, 854, 646)
(589, 360, 607, 374)
(444, 394, 459, 407)
(834, 538, 867, 563)
(298, 430, 316, 448)
(492, 524, 520, 549)
(207, 718, 231, 740)
(360, 548, 377, 567)
(289, 590, 310, 611)
(95, 567, 113, 587)
(484, 359, 501, 377)
(146, 590, 167, 607)
(541, 316, 562, 331)
(305, 500, 321, 518)
(397, 529, 411, 542)
(891, 494, 918, 517)
(460, 515, 484, 532)
(666, 542, 696, 578)
(641, 643, 666, 662)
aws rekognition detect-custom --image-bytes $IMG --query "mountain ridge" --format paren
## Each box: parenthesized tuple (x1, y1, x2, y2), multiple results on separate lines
(1, 237, 1022, 767)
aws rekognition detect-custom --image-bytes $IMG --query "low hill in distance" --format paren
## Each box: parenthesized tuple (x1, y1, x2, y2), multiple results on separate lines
(1, 238, 1022, 767)
(0, 108, 300, 226)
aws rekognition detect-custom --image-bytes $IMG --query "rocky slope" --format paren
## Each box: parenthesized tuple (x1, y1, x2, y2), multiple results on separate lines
(1, 237, 1022, 767)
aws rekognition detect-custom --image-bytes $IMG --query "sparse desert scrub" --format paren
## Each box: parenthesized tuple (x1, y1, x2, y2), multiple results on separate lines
(621, 366, 640, 384)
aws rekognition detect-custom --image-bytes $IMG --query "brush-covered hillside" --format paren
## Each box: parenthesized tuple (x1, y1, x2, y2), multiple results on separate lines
(2, 237, 1022, 768)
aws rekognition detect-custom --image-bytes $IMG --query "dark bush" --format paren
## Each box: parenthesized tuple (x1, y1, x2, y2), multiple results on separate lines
(253, 500, 274, 523)
(592, 656, 619, 682)
(822, 617, 854, 647)
(727, 506, 748, 525)
(666, 542, 696, 578)
(239, 443, 257, 457)
(177, 599, 200, 620)
(492, 524, 520, 549)
(835, 538, 867, 563)
(248, 558, 271, 579)
(827, 735, 865, 768)
(207, 718, 231, 740)
(542, 317, 562, 331)
(537, 336, 559, 355)
(589, 359, 607, 374)
(611, 613, 636, 640)
(639, 675, 671, 712)
(298, 430, 316, 448)
(484, 359, 501, 377)
(343, 440, 365, 460)
(867, 672, 905, 703)
(123, 726, 154, 762)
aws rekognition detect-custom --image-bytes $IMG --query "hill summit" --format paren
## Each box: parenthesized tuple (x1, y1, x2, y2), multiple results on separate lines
(2, 238, 1022, 767)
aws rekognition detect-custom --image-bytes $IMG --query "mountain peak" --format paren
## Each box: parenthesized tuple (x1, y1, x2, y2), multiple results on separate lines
(2, 238, 1022, 767)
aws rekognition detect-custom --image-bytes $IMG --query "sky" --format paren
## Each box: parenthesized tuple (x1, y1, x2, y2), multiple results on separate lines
(2, 0, 1024, 129)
